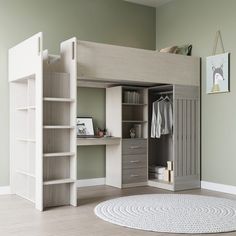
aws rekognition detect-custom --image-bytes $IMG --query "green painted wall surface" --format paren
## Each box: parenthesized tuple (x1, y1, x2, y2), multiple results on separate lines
(0, 0, 155, 185)
(156, 0, 236, 186)
(77, 87, 106, 179)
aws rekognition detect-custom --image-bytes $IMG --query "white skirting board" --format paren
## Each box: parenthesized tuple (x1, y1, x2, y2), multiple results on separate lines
(2, 181, 235, 195)
(76, 179, 236, 195)
(77, 178, 106, 187)
(0, 186, 11, 195)
(201, 181, 236, 195)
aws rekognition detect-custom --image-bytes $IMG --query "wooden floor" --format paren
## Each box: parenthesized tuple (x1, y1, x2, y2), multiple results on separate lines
(1, 185, 236, 236)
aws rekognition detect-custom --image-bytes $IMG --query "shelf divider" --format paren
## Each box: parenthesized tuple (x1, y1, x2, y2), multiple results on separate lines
(16, 170, 36, 178)
(43, 125, 75, 129)
(43, 178, 75, 186)
(122, 120, 147, 123)
(43, 97, 75, 102)
(43, 152, 75, 158)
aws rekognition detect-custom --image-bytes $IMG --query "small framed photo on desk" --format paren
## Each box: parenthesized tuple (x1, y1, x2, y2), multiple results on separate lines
(77, 117, 94, 137)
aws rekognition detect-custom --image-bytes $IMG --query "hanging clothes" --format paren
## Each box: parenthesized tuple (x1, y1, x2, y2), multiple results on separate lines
(151, 98, 173, 138)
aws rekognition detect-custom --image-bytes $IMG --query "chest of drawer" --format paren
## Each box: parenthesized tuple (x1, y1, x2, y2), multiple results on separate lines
(122, 139, 147, 155)
(122, 167, 147, 184)
(122, 154, 147, 169)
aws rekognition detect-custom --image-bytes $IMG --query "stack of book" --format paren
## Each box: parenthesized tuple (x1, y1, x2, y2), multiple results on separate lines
(149, 166, 166, 180)
(149, 161, 174, 183)
(124, 91, 140, 104)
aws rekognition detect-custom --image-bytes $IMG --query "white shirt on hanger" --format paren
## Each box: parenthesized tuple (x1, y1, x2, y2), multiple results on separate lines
(151, 98, 173, 138)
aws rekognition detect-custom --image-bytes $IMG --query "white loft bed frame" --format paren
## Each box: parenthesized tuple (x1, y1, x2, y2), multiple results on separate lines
(9, 32, 200, 211)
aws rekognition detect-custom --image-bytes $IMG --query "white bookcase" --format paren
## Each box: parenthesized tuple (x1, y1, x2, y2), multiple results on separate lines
(9, 32, 77, 210)
(106, 86, 149, 188)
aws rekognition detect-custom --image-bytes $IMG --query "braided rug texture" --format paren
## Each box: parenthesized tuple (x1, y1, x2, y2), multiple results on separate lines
(94, 194, 236, 234)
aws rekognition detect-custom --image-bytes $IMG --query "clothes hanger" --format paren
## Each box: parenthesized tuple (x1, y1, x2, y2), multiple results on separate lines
(163, 95, 170, 101)
(156, 95, 164, 102)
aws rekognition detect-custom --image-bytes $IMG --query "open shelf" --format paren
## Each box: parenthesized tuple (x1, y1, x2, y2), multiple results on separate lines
(149, 178, 173, 184)
(16, 106, 36, 111)
(43, 152, 75, 158)
(17, 138, 36, 142)
(43, 125, 75, 129)
(122, 138, 147, 140)
(43, 178, 75, 186)
(122, 103, 147, 106)
(121, 87, 148, 139)
(13, 74, 35, 83)
(43, 97, 75, 102)
(43, 72, 70, 98)
(148, 179, 174, 191)
(16, 170, 35, 178)
(122, 120, 147, 123)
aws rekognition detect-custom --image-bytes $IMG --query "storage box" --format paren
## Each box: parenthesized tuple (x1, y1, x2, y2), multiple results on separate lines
(170, 170, 174, 183)
(163, 170, 170, 182)
(167, 161, 173, 171)
(149, 166, 166, 174)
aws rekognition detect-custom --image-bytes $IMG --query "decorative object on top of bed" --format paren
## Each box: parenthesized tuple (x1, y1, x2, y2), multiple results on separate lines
(159, 44, 192, 56)
(206, 30, 230, 94)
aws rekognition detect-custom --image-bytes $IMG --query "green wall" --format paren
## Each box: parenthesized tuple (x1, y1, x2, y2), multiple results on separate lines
(0, 0, 155, 186)
(156, 0, 236, 186)
(77, 87, 106, 179)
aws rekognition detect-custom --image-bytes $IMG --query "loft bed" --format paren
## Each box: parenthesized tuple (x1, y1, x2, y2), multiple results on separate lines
(76, 40, 200, 87)
(9, 33, 200, 211)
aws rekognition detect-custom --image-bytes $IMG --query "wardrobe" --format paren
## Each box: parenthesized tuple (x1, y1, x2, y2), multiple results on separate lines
(148, 85, 200, 191)
(9, 32, 200, 211)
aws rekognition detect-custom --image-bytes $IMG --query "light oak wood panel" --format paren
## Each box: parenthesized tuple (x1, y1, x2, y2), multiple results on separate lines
(60, 37, 78, 207)
(77, 40, 200, 86)
(77, 137, 121, 146)
(173, 85, 200, 191)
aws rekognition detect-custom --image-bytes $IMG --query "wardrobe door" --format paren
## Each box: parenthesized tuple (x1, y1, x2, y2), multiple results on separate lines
(173, 85, 200, 190)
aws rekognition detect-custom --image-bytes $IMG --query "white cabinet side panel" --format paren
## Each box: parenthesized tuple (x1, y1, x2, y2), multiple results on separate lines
(106, 87, 122, 188)
(60, 38, 77, 206)
(9, 32, 43, 211)
(35, 34, 43, 211)
(9, 32, 42, 82)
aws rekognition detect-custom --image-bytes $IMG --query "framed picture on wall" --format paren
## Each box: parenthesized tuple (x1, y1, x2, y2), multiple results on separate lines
(206, 52, 230, 94)
(77, 117, 94, 137)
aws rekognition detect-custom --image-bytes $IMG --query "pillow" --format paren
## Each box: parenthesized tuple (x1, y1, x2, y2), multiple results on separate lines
(176, 44, 192, 56)
(159, 46, 178, 53)
(159, 44, 192, 56)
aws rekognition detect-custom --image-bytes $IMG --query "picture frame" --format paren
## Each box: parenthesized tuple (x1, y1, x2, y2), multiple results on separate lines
(76, 117, 94, 137)
(206, 52, 230, 94)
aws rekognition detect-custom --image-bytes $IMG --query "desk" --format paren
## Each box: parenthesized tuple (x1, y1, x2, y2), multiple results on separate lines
(77, 137, 121, 146)
(77, 137, 121, 188)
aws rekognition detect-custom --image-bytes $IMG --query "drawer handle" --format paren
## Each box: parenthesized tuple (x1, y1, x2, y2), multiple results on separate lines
(130, 146, 141, 149)
(130, 174, 139, 178)
(130, 160, 141, 163)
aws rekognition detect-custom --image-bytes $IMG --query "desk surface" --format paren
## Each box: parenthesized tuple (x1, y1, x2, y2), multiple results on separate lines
(77, 137, 121, 146)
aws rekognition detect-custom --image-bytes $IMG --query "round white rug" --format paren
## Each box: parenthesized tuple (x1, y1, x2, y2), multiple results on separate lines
(94, 194, 236, 234)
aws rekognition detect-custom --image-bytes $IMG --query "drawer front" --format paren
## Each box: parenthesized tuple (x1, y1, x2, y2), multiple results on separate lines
(122, 168, 147, 184)
(122, 154, 147, 169)
(122, 139, 147, 155)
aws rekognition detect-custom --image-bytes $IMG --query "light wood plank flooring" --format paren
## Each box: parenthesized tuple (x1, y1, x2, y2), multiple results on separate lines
(0, 186, 236, 236)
